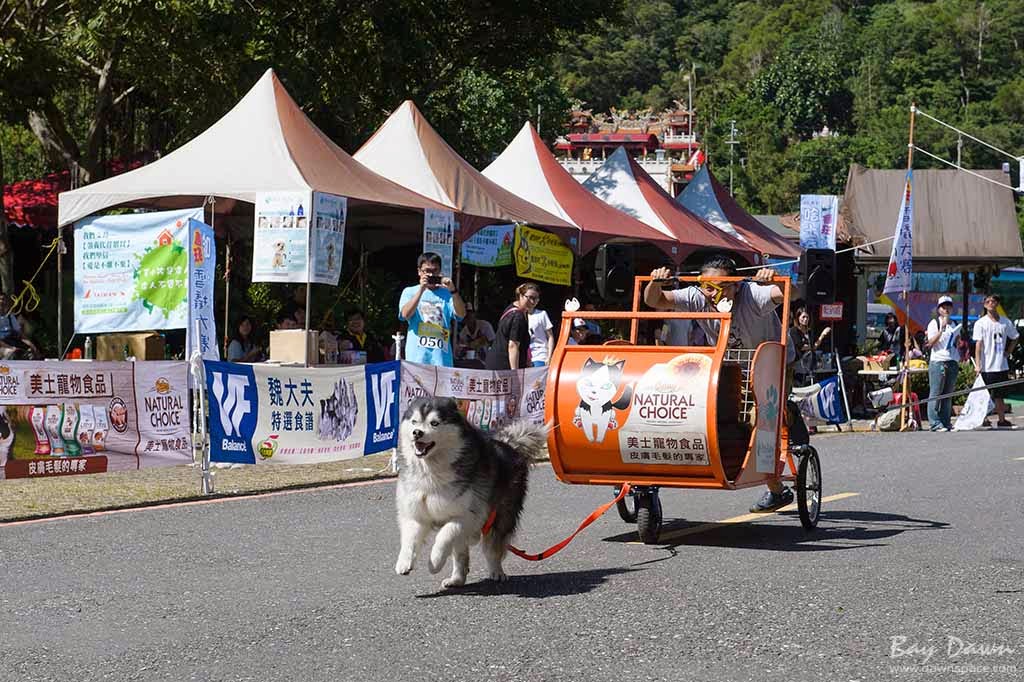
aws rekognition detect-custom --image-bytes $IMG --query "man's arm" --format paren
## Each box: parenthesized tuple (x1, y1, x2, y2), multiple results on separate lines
(442, 278, 466, 319)
(399, 283, 426, 321)
(751, 268, 784, 305)
(643, 267, 677, 310)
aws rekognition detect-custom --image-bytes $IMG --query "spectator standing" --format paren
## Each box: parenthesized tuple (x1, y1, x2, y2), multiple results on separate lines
(398, 252, 465, 367)
(338, 309, 386, 363)
(566, 318, 589, 345)
(487, 283, 534, 370)
(227, 316, 265, 363)
(788, 307, 831, 387)
(527, 293, 554, 367)
(457, 303, 495, 361)
(973, 294, 1019, 429)
(925, 295, 959, 431)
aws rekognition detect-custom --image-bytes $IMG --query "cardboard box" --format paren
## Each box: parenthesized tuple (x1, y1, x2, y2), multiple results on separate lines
(269, 329, 318, 364)
(96, 333, 165, 361)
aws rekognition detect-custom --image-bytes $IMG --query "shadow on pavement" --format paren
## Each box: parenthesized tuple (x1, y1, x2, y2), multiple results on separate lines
(415, 566, 640, 599)
(601, 509, 949, 552)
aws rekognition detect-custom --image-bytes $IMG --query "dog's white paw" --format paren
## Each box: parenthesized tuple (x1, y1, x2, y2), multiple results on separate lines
(441, 576, 466, 589)
(394, 555, 414, 575)
(488, 569, 508, 582)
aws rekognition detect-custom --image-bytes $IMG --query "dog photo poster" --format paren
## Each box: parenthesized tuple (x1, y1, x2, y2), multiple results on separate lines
(252, 191, 311, 282)
(310, 192, 347, 285)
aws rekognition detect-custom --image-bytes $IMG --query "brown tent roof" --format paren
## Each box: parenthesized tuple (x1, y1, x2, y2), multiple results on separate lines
(843, 164, 1023, 270)
(354, 101, 576, 242)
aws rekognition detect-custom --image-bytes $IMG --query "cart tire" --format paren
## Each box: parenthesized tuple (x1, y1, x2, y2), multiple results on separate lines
(614, 486, 637, 523)
(796, 447, 822, 530)
(635, 489, 663, 544)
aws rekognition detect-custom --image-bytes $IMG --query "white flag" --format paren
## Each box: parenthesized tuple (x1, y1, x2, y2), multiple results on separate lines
(883, 170, 913, 295)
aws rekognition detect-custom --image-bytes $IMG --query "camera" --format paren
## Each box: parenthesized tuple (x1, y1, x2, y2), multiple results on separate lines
(426, 274, 443, 285)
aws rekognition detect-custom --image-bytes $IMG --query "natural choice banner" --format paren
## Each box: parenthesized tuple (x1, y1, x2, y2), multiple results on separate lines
(513, 224, 573, 286)
(74, 207, 202, 334)
(252, 191, 311, 282)
(311, 192, 347, 285)
(204, 360, 401, 465)
(399, 362, 547, 431)
(0, 361, 192, 481)
(460, 224, 514, 267)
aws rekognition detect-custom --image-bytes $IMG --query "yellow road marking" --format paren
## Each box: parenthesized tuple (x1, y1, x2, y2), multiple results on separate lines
(628, 492, 861, 544)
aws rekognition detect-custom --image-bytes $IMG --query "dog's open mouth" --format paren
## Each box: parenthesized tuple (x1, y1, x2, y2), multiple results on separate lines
(413, 440, 435, 457)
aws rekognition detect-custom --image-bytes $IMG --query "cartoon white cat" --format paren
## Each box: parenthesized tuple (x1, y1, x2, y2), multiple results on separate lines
(573, 358, 633, 443)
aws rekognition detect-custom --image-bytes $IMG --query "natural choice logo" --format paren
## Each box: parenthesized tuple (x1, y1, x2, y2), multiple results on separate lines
(133, 225, 188, 317)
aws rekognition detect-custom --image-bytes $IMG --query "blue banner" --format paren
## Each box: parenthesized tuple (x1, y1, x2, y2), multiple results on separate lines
(205, 361, 259, 464)
(187, 219, 218, 362)
(364, 361, 400, 455)
(812, 375, 846, 424)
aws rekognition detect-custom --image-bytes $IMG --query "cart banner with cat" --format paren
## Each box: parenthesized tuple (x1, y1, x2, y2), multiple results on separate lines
(74, 207, 203, 334)
(399, 362, 547, 431)
(0, 361, 192, 481)
(513, 224, 573, 286)
(204, 360, 400, 465)
(310, 192, 347, 285)
(252, 191, 311, 282)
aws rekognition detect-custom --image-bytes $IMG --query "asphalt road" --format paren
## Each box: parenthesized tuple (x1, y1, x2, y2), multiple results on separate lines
(2, 430, 1022, 682)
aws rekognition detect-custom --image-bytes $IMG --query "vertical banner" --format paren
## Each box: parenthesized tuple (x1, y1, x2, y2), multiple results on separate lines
(799, 195, 839, 251)
(460, 224, 514, 267)
(74, 207, 201, 333)
(204, 360, 400, 464)
(252, 191, 312, 282)
(882, 170, 914, 295)
(513, 224, 573, 286)
(0, 361, 192, 481)
(311, 192, 347, 285)
(187, 219, 218, 362)
(423, 209, 456, 277)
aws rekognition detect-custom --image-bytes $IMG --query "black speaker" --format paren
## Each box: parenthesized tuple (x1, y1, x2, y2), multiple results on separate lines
(800, 248, 836, 304)
(594, 244, 634, 302)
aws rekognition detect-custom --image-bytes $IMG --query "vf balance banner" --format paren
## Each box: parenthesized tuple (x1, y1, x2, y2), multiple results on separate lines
(75, 207, 203, 334)
(205, 360, 401, 465)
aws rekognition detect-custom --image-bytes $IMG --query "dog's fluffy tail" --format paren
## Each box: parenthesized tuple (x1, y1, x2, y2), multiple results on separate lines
(495, 421, 548, 461)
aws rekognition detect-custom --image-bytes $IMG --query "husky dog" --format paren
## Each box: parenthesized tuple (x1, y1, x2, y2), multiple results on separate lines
(394, 397, 545, 588)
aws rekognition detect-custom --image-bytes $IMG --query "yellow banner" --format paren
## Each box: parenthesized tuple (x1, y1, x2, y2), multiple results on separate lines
(513, 224, 573, 286)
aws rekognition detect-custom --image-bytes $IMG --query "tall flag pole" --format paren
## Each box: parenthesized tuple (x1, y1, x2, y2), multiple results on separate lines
(883, 104, 916, 430)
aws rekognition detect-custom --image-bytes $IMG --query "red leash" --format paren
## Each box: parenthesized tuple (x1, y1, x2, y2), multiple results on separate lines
(482, 483, 632, 562)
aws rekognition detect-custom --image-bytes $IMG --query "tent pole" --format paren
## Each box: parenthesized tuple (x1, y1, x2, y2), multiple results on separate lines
(57, 226, 65, 358)
(222, 223, 231, 359)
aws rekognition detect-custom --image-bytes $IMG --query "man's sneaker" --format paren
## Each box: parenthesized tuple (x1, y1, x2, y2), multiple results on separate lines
(750, 487, 795, 513)
(996, 420, 1017, 429)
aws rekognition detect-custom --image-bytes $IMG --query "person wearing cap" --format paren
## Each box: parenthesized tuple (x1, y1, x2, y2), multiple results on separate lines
(926, 295, 960, 431)
(567, 318, 589, 345)
(456, 302, 494, 361)
(973, 293, 1019, 429)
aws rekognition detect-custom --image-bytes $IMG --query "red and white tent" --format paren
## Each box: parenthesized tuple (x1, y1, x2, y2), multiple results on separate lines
(582, 148, 758, 265)
(482, 122, 689, 261)
(353, 102, 574, 241)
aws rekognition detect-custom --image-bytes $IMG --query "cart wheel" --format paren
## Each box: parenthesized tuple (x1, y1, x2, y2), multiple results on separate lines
(614, 486, 637, 523)
(796, 446, 822, 530)
(635, 489, 663, 544)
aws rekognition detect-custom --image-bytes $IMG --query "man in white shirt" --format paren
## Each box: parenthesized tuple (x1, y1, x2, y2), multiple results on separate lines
(527, 307, 554, 366)
(973, 294, 1019, 428)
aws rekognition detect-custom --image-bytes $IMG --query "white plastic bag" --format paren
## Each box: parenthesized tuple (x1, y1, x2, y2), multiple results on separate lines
(953, 376, 993, 431)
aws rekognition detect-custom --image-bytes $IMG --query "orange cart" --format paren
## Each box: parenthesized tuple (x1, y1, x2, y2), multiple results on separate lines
(544, 274, 822, 544)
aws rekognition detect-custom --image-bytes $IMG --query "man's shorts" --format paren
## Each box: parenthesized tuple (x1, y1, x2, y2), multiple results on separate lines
(981, 370, 1010, 399)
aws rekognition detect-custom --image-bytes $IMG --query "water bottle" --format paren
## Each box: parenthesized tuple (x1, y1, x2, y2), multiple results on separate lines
(122, 344, 130, 361)
(84, 336, 93, 360)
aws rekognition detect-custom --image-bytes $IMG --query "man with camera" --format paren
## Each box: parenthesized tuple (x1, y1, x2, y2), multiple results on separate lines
(398, 252, 465, 367)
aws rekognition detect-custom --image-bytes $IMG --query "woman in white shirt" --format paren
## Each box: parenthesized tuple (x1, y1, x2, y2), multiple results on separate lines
(925, 296, 959, 431)
(527, 303, 554, 367)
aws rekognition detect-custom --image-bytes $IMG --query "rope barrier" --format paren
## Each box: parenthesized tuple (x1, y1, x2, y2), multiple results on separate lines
(8, 236, 61, 317)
